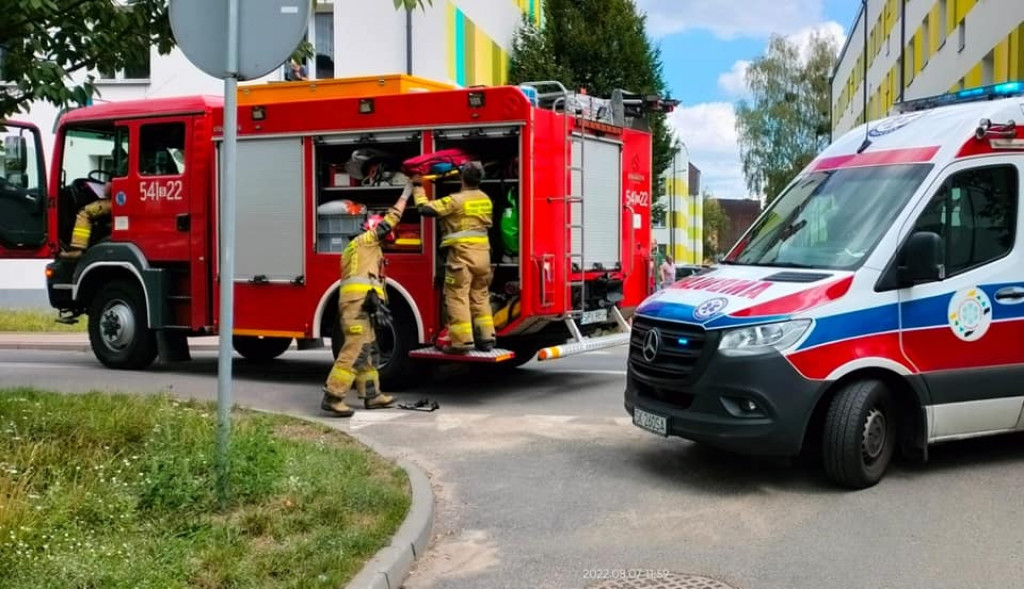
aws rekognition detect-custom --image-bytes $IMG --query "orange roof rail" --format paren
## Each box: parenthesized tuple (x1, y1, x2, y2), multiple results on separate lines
(237, 74, 455, 105)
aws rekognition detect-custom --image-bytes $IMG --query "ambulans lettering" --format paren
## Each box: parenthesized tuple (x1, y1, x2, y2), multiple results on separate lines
(674, 276, 773, 299)
(626, 190, 650, 208)
(139, 180, 183, 202)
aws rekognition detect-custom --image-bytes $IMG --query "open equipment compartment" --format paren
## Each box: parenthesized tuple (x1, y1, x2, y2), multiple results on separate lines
(312, 130, 424, 255)
(430, 125, 522, 315)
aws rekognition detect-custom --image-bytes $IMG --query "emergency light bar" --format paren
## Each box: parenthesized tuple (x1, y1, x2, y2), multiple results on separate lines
(894, 81, 1024, 113)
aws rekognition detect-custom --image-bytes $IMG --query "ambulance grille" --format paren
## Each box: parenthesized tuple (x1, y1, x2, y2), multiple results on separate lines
(629, 316, 710, 382)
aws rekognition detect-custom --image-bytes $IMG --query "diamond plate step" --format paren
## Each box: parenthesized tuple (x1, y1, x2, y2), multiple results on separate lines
(408, 347, 516, 363)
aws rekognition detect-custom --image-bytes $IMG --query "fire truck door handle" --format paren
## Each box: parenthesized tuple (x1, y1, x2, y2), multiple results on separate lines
(176, 214, 190, 232)
(250, 275, 269, 285)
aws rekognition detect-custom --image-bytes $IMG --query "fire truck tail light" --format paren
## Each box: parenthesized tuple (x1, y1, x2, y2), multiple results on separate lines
(251, 106, 266, 121)
(359, 99, 374, 114)
(468, 91, 485, 108)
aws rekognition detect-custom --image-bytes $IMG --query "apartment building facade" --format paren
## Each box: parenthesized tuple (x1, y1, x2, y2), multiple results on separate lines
(832, 0, 1024, 137)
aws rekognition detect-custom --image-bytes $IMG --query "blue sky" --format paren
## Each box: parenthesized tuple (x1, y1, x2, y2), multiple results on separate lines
(635, 0, 860, 198)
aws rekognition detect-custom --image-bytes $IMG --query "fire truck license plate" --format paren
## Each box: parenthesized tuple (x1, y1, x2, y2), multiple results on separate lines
(633, 408, 667, 436)
(581, 309, 608, 325)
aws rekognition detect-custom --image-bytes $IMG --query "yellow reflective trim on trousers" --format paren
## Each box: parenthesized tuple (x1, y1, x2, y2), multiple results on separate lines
(340, 284, 385, 297)
(72, 227, 91, 238)
(441, 236, 489, 247)
(346, 324, 364, 335)
(327, 366, 356, 381)
(450, 322, 473, 335)
(474, 316, 494, 327)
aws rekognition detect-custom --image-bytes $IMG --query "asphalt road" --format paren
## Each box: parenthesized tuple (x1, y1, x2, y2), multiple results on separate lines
(2, 346, 1024, 589)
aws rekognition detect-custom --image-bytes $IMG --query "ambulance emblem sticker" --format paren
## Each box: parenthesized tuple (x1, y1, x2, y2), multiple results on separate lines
(868, 111, 925, 137)
(948, 287, 992, 342)
(693, 297, 728, 321)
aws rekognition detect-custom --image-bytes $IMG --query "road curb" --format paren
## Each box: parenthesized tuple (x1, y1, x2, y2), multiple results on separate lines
(258, 411, 434, 589)
(342, 447, 434, 589)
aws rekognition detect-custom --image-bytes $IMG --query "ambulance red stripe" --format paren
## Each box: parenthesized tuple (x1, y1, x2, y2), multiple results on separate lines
(810, 146, 941, 171)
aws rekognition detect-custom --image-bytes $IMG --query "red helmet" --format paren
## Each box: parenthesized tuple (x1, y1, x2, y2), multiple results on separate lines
(363, 214, 396, 242)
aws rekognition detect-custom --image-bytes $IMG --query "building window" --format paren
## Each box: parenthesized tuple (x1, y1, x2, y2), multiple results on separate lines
(98, 49, 151, 81)
(314, 10, 334, 78)
(938, 0, 948, 48)
(958, 20, 966, 52)
(983, 50, 995, 85)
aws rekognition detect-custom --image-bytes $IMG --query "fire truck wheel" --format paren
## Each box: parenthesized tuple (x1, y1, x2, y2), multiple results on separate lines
(232, 336, 293, 362)
(87, 280, 158, 370)
(821, 379, 896, 489)
(330, 300, 420, 390)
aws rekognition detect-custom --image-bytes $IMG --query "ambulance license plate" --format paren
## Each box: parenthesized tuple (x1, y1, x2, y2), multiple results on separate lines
(633, 408, 668, 436)
(581, 309, 608, 325)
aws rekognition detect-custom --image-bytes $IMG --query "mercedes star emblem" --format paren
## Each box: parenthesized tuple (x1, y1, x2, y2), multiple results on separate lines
(642, 328, 661, 362)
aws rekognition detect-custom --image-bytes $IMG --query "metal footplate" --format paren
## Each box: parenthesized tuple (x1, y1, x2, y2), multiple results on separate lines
(408, 347, 516, 363)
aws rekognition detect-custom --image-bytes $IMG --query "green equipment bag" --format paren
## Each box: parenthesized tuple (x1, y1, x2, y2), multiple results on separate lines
(500, 189, 518, 255)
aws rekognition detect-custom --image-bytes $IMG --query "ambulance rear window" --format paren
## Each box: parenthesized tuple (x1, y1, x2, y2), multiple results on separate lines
(725, 164, 932, 270)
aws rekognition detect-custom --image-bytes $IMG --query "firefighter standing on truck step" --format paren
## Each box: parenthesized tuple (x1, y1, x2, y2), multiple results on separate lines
(413, 161, 495, 354)
(321, 183, 412, 417)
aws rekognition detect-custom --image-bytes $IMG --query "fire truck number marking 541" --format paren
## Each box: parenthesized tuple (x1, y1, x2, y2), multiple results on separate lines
(140, 180, 183, 201)
(626, 190, 650, 208)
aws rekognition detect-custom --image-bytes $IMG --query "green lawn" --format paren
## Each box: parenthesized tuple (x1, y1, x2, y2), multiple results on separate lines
(0, 389, 411, 589)
(0, 309, 87, 332)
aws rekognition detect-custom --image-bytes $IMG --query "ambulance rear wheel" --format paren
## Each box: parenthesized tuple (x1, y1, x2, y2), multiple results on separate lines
(233, 335, 293, 362)
(88, 279, 158, 370)
(821, 379, 896, 489)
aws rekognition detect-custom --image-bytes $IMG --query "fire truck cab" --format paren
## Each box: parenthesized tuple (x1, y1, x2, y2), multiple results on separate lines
(1, 76, 668, 388)
(626, 82, 1024, 489)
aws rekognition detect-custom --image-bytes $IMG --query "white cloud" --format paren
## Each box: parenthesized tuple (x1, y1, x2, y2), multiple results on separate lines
(668, 102, 750, 198)
(717, 60, 751, 98)
(635, 0, 826, 39)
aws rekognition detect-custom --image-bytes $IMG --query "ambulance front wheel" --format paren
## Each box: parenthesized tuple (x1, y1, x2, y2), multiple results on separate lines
(233, 335, 293, 362)
(821, 379, 897, 489)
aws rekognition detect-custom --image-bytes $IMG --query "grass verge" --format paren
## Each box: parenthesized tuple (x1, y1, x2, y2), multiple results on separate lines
(0, 388, 411, 589)
(0, 309, 87, 333)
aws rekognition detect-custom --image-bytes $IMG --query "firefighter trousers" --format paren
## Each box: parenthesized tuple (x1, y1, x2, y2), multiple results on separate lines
(324, 297, 382, 399)
(443, 244, 495, 349)
(70, 199, 111, 251)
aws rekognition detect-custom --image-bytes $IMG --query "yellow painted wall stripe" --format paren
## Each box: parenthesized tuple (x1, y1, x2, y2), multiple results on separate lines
(914, 28, 924, 75)
(447, 1, 456, 83)
(995, 38, 1010, 84)
(929, 4, 940, 57)
(965, 62, 983, 88)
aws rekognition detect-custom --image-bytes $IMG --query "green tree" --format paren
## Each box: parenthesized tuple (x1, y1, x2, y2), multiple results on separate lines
(0, 0, 431, 121)
(508, 0, 678, 186)
(702, 194, 730, 260)
(735, 31, 837, 204)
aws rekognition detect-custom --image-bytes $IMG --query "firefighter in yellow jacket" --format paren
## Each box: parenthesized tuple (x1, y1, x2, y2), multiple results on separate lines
(413, 162, 495, 353)
(321, 185, 412, 417)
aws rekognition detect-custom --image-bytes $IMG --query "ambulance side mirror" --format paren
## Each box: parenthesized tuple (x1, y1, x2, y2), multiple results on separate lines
(899, 231, 944, 286)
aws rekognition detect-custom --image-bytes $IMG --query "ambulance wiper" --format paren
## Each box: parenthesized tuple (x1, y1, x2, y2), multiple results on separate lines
(749, 261, 814, 269)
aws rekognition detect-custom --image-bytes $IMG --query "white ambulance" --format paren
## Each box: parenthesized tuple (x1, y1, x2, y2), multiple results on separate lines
(626, 82, 1024, 489)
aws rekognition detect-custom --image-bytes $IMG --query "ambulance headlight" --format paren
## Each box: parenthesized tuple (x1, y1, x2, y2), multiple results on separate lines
(718, 320, 812, 356)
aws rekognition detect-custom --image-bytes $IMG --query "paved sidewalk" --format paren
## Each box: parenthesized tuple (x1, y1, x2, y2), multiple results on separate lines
(0, 333, 223, 352)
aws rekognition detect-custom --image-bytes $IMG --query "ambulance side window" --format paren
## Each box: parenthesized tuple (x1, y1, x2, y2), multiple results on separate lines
(911, 165, 1018, 277)
(138, 122, 186, 177)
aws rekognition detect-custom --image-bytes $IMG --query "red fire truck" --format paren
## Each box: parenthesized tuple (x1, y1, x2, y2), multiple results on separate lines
(0, 76, 670, 388)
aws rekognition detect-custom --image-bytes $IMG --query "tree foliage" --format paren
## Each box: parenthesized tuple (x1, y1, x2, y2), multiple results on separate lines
(735, 31, 837, 204)
(0, 0, 431, 121)
(508, 0, 678, 184)
(701, 194, 730, 261)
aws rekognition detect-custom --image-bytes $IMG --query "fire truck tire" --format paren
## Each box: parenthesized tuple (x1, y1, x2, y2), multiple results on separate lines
(87, 280, 158, 370)
(821, 379, 896, 489)
(330, 299, 420, 390)
(232, 336, 293, 362)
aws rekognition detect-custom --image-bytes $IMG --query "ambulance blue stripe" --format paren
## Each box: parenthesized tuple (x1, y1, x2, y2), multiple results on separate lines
(798, 304, 899, 350)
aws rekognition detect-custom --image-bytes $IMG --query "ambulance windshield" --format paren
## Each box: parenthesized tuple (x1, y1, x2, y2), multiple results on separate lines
(725, 164, 932, 270)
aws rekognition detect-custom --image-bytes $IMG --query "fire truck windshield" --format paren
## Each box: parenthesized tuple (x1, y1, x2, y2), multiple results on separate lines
(724, 163, 932, 270)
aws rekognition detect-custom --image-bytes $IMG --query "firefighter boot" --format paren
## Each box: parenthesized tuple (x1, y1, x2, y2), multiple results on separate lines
(320, 388, 355, 417)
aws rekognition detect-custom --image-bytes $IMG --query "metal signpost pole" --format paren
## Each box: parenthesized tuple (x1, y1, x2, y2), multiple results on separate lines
(216, 0, 240, 507)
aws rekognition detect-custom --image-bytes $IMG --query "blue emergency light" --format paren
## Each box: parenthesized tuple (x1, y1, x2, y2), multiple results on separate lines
(894, 81, 1024, 113)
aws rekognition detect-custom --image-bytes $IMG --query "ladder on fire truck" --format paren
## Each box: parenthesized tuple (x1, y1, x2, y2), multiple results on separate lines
(525, 81, 632, 361)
